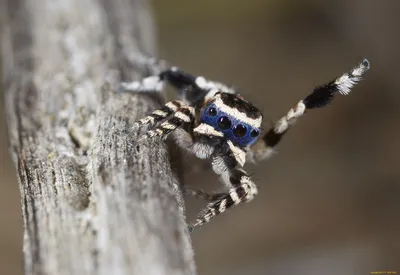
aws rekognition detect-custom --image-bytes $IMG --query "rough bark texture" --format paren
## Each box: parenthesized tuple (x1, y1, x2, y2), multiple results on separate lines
(0, 0, 196, 274)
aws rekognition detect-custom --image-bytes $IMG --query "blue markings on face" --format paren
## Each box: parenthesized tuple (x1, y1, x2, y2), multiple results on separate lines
(201, 104, 261, 147)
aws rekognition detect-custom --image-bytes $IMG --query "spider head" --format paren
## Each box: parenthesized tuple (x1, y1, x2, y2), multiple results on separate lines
(196, 92, 262, 147)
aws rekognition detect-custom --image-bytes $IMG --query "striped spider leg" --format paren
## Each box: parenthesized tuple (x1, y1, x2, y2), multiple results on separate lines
(138, 103, 196, 141)
(247, 59, 371, 163)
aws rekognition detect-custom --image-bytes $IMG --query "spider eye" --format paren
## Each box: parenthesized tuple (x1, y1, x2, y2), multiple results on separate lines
(218, 116, 232, 130)
(233, 124, 247, 137)
(208, 107, 217, 116)
(250, 129, 260, 138)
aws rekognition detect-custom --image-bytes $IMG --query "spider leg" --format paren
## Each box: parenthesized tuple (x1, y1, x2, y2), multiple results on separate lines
(188, 166, 257, 232)
(248, 58, 370, 163)
(133, 100, 185, 129)
(188, 141, 256, 232)
(159, 67, 237, 102)
(119, 75, 165, 93)
(140, 105, 195, 140)
(120, 66, 236, 105)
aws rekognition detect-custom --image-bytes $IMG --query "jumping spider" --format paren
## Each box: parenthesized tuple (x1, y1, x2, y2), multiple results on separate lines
(120, 59, 370, 232)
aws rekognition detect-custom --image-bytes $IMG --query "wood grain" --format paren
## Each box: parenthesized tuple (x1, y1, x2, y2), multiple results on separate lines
(0, 0, 195, 274)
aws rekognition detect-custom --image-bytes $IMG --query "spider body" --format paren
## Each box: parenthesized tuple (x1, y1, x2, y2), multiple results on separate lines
(120, 59, 370, 232)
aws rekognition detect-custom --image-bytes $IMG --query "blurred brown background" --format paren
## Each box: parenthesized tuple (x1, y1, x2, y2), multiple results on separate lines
(1, 0, 400, 274)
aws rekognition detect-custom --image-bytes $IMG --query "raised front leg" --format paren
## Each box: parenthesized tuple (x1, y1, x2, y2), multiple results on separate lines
(248, 59, 370, 162)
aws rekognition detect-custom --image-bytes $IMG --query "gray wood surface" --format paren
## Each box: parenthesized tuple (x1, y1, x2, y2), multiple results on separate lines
(0, 0, 196, 274)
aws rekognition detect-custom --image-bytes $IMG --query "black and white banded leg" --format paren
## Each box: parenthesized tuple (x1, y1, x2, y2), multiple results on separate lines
(120, 66, 236, 106)
(140, 105, 195, 140)
(188, 141, 256, 232)
(133, 100, 185, 129)
(162, 67, 235, 92)
(248, 58, 370, 162)
(188, 167, 257, 232)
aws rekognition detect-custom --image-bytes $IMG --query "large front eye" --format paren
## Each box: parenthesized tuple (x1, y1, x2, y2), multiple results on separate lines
(218, 116, 232, 130)
(208, 107, 217, 116)
(233, 124, 247, 137)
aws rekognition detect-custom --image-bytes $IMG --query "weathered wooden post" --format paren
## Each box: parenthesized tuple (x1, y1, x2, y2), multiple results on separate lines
(1, 0, 196, 274)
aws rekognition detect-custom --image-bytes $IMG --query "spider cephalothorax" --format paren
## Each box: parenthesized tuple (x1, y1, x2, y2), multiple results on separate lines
(120, 58, 370, 232)
(198, 92, 262, 147)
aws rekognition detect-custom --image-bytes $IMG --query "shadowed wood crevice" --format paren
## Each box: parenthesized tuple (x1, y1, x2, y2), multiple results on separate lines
(1, 0, 196, 274)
